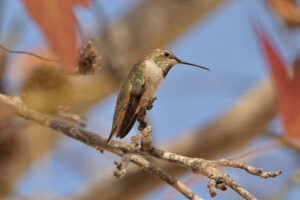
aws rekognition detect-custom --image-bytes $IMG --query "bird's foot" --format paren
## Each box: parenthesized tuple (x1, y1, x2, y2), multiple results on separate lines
(137, 108, 147, 130)
(146, 97, 157, 110)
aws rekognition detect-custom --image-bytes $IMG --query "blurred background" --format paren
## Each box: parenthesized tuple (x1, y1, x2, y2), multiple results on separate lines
(0, 0, 300, 199)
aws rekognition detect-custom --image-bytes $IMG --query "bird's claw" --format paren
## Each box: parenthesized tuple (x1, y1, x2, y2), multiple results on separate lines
(146, 97, 157, 110)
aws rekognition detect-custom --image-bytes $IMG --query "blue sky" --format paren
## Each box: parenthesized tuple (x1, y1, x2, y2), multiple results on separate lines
(1, 0, 299, 199)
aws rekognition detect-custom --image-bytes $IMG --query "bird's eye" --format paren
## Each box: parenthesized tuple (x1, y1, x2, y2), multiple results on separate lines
(164, 52, 170, 57)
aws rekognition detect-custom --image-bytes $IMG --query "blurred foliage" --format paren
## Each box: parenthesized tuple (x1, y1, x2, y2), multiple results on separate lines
(22, 66, 73, 113)
(22, 0, 90, 71)
(256, 27, 300, 140)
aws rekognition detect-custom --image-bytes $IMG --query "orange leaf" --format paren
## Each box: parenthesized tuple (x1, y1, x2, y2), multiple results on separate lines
(22, 0, 89, 71)
(255, 26, 300, 140)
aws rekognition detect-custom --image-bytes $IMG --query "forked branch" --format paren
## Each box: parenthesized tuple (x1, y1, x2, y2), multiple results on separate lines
(0, 93, 282, 200)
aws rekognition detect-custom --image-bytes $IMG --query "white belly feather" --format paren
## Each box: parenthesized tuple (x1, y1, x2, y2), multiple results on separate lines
(139, 60, 164, 109)
(144, 60, 163, 83)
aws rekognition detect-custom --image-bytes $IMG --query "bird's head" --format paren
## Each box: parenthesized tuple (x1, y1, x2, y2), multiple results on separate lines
(145, 49, 209, 77)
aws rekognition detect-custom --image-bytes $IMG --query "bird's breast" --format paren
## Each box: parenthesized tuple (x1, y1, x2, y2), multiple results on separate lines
(139, 61, 164, 109)
(143, 60, 164, 83)
(143, 60, 164, 92)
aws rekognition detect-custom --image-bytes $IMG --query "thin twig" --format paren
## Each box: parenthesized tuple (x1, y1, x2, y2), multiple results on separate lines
(207, 179, 217, 197)
(0, 44, 57, 62)
(129, 154, 202, 200)
(214, 159, 282, 178)
(132, 125, 152, 150)
(114, 154, 130, 179)
(146, 147, 281, 199)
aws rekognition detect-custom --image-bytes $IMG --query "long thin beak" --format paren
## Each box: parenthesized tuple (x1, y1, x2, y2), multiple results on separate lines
(179, 60, 209, 70)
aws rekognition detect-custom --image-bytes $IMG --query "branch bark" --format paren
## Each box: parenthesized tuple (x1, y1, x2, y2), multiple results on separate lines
(0, 94, 203, 200)
(0, 93, 281, 200)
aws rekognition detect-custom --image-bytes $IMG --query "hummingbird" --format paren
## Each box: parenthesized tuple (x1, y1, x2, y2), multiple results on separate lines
(107, 49, 209, 143)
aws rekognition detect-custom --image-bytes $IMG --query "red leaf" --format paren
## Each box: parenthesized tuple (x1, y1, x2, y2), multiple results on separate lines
(22, 0, 89, 71)
(255, 26, 300, 140)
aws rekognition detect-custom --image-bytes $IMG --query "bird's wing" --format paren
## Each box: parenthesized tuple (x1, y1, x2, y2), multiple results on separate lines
(116, 82, 145, 138)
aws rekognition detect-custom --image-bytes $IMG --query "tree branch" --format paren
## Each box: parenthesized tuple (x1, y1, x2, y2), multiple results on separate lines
(0, 93, 282, 200)
(128, 154, 202, 200)
(0, 94, 202, 200)
(137, 128, 281, 199)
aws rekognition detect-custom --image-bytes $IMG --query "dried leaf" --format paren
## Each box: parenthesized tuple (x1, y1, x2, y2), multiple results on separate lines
(77, 39, 102, 75)
(22, 0, 89, 71)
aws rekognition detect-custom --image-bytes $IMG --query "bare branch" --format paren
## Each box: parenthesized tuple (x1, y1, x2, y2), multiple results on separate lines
(130, 125, 152, 150)
(0, 94, 201, 200)
(129, 154, 202, 200)
(145, 146, 281, 199)
(214, 159, 282, 178)
(207, 179, 217, 197)
(0, 93, 282, 200)
(114, 154, 130, 179)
